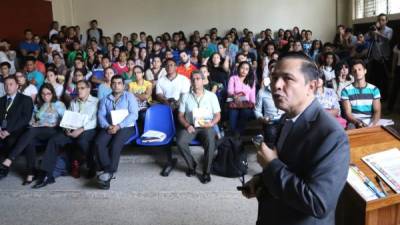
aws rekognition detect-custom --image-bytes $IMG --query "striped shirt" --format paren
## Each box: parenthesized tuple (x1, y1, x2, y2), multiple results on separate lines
(341, 83, 380, 119)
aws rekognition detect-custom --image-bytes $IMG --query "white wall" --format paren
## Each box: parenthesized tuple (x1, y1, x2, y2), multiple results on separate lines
(52, 0, 338, 42)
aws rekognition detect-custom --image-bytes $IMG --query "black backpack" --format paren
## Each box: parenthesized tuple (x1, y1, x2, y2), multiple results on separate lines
(211, 135, 248, 178)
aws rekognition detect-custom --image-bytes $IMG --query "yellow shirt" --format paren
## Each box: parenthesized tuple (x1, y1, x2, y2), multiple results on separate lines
(128, 80, 152, 108)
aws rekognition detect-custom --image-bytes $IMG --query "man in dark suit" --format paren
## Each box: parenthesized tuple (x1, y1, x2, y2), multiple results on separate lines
(0, 76, 33, 155)
(242, 53, 350, 225)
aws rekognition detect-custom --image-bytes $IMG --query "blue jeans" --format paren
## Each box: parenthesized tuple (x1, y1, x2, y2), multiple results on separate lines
(228, 108, 254, 134)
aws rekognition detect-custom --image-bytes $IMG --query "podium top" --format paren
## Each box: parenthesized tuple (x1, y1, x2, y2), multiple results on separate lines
(347, 126, 400, 211)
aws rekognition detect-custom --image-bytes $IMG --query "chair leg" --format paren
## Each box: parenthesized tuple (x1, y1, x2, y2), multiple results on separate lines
(160, 146, 177, 177)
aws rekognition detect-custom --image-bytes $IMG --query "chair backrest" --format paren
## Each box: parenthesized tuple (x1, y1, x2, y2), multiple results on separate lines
(143, 104, 175, 137)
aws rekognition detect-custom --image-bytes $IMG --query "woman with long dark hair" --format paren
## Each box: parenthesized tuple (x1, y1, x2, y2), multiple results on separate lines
(0, 83, 65, 185)
(227, 61, 256, 134)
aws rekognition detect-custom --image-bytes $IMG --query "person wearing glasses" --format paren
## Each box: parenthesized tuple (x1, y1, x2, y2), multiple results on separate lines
(0, 83, 65, 185)
(33, 80, 99, 188)
(176, 70, 221, 184)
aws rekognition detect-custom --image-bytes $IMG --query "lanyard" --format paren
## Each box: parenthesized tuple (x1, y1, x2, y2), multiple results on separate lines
(112, 96, 121, 110)
(191, 92, 204, 108)
(4, 98, 14, 119)
(78, 101, 83, 113)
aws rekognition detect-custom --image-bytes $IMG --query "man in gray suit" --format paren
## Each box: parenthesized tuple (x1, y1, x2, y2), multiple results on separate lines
(242, 53, 350, 225)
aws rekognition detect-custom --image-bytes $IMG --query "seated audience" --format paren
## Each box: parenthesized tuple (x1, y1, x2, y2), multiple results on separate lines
(341, 60, 381, 128)
(176, 51, 197, 79)
(316, 73, 346, 128)
(177, 71, 221, 184)
(332, 61, 354, 97)
(112, 51, 128, 75)
(145, 56, 167, 86)
(254, 69, 284, 147)
(199, 65, 218, 93)
(97, 67, 115, 100)
(34, 80, 98, 188)
(0, 76, 33, 155)
(1, 83, 64, 185)
(227, 61, 256, 134)
(25, 56, 45, 90)
(45, 69, 63, 98)
(122, 58, 136, 85)
(16, 71, 38, 101)
(95, 75, 138, 189)
(128, 66, 152, 131)
(156, 59, 190, 110)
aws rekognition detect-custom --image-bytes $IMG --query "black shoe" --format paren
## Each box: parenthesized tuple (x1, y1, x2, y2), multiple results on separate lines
(0, 165, 10, 180)
(97, 172, 114, 190)
(186, 168, 197, 177)
(160, 158, 177, 177)
(22, 174, 36, 186)
(32, 175, 55, 189)
(185, 162, 197, 177)
(199, 173, 211, 184)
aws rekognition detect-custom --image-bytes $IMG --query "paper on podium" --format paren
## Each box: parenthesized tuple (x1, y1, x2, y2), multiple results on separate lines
(362, 118, 394, 127)
(111, 109, 129, 125)
(60, 110, 87, 130)
(347, 168, 378, 201)
(362, 148, 400, 193)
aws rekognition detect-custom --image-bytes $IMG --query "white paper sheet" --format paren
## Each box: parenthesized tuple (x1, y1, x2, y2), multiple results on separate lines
(111, 109, 129, 125)
(60, 110, 87, 130)
(362, 148, 400, 193)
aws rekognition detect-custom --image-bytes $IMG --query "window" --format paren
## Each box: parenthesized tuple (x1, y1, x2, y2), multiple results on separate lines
(354, 0, 400, 19)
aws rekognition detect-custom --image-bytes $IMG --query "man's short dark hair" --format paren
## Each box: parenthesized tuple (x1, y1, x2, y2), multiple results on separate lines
(0, 62, 11, 69)
(90, 19, 98, 24)
(4, 75, 17, 83)
(351, 59, 367, 69)
(111, 74, 124, 83)
(191, 70, 204, 81)
(377, 13, 387, 20)
(165, 58, 177, 65)
(25, 56, 36, 64)
(77, 80, 92, 89)
(24, 29, 32, 34)
(279, 52, 320, 83)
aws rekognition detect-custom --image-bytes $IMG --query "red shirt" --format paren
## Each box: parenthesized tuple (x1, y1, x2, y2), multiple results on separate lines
(176, 64, 197, 79)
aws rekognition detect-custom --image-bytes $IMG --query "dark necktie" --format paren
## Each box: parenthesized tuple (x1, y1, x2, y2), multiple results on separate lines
(277, 119, 294, 151)
(5, 97, 12, 109)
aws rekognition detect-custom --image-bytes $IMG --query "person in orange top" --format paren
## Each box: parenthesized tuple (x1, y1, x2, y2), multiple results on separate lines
(176, 51, 197, 79)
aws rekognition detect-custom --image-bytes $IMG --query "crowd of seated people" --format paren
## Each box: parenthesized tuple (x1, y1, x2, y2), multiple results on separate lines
(0, 13, 396, 189)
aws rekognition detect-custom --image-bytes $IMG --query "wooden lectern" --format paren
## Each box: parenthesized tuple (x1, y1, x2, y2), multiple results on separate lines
(336, 126, 400, 225)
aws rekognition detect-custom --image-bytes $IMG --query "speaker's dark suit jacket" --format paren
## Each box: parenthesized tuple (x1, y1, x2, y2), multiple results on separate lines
(256, 99, 350, 225)
(0, 93, 33, 133)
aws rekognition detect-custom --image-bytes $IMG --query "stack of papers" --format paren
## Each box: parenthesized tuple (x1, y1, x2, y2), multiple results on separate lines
(192, 108, 213, 128)
(361, 118, 394, 127)
(362, 148, 400, 193)
(140, 130, 166, 143)
(347, 166, 379, 201)
(60, 111, 87, 130)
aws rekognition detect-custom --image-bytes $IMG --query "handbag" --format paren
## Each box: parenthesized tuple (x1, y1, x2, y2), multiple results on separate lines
(228, 100, 254, 109)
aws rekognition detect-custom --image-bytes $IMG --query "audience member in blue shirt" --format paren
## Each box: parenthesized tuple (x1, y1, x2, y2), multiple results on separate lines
(95, 75, 138, 190)
(25, 57, 44, 89)
(19, 29, 40, 58)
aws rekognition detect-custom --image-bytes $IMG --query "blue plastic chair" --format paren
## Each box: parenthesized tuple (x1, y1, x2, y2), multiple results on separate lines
(136, 104, 176, 146)
(136, 104, 177, 176)
(124, 122, 140, 145)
